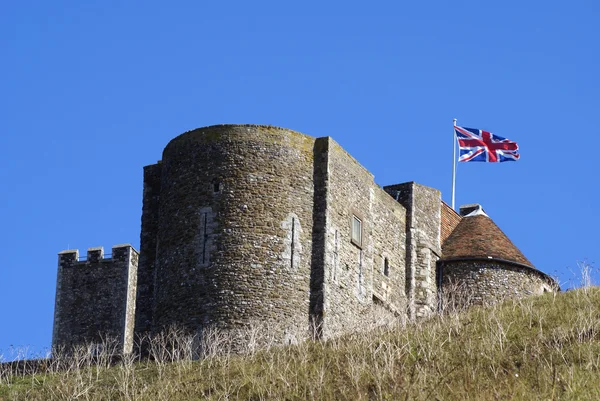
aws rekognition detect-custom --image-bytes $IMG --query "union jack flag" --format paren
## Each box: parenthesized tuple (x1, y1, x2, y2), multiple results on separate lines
(454, 125, 520, 162)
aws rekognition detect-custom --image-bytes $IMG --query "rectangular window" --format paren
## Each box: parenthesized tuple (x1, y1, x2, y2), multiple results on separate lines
(351, 215, 362, 247)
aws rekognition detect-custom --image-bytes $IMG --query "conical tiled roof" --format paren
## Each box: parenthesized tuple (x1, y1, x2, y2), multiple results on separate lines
(441, 209, 534, 268)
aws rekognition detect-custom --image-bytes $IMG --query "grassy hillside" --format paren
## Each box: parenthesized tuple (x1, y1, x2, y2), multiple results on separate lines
(2, 288, 600, 400)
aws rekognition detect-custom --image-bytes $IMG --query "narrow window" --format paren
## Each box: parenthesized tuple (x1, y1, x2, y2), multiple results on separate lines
(357, 249, 366, 299)
(351, 215, 362, 247)
(201, 212, 208, 264)
(213, 181, 221, 193)
(290, 217, 296, 269)
(332, 230, 340, 282)
(384, 257, 390, 277)
(199, 207, 213, 267)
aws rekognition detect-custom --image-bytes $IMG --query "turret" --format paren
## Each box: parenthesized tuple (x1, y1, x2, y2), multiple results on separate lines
(52, 244, 139, 353)
(438, 204, 558, 307)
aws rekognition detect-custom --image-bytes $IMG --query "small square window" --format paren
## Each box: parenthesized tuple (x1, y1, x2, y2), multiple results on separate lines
(351, 215, 362, 246)
(212, 180, 221, 193)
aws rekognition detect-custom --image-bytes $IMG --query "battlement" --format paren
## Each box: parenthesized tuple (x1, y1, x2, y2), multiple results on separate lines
(58, 244, 138, 264)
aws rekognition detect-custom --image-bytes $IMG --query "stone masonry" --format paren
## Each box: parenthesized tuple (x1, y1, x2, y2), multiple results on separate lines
(52, 124, 558, 352)
(53, 245, 138, 353)
(438, 204, 558, 306)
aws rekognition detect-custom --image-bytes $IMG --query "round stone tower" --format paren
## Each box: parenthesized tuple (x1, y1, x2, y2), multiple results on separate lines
(438, 204, 558, 306)
(150, 125, 316, 340)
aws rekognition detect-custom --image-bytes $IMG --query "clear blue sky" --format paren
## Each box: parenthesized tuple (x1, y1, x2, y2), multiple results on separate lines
(1, 1, 598, 358)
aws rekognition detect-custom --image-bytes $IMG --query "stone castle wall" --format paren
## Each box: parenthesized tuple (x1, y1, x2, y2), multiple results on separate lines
(53, 245, 138, 353)
(369, 186, 408, 317)
(318, 138, 408, 338)
(135, 163, 161, 335)
(132, 126, 442, 342)
(384, 183, 441, 319)
(440, 259, 556, 306)
(146, 125, 317, 342)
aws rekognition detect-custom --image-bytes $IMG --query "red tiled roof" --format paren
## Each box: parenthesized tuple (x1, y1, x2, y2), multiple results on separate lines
(441, 214, 534, 268)
(440, 201, 462, 244)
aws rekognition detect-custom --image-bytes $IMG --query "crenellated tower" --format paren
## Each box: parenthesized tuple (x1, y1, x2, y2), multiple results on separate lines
(52, 245, 138, 353)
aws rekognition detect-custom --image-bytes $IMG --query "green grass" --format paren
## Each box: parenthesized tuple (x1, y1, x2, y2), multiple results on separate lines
(3, 288, 600, 400)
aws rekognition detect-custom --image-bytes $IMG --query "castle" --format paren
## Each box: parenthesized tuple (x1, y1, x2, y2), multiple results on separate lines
(52, 125, 558, 353)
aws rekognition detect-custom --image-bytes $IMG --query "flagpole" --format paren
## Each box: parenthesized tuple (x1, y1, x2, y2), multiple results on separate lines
(452, 118, 457, 210)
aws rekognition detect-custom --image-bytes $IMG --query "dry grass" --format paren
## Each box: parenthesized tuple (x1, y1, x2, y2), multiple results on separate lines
(3, 287, 600, 400)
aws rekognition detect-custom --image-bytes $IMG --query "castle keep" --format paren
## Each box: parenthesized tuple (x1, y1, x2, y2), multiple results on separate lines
(52, 125, 557, 353)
